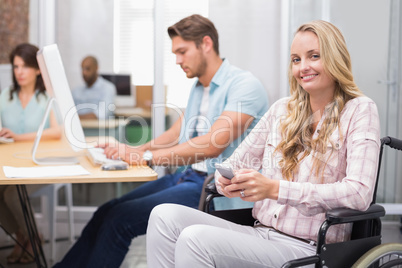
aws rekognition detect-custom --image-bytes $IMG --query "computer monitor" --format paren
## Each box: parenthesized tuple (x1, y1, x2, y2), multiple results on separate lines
(101, 74, 135, 107)
(34, 44, 87, 164)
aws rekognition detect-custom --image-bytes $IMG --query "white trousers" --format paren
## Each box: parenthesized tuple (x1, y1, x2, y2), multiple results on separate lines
(146, 204, 316, 268)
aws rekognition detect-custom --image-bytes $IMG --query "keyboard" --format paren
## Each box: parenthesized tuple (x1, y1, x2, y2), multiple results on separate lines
(0, 136, 14, 144)
(86, 147, 126, 166)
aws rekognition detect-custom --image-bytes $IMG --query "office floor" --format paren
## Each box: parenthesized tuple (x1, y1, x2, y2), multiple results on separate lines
(0, 182, 149, 268)
(0, 220, 402, 268)
(0, 219, 147, 268)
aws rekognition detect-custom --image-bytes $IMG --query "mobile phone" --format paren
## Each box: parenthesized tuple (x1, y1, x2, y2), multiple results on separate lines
(215, 163, 234, 179)
(101, 162, 129, 171)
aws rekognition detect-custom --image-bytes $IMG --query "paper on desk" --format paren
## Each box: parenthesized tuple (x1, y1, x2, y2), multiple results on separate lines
(3, 165, 90, 178)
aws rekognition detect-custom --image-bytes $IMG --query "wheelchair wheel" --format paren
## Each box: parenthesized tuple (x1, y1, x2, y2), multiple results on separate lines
(352, 243, 402, 268)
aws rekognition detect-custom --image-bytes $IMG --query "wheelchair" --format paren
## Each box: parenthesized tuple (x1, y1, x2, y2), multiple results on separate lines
(202, 136, 402, 267)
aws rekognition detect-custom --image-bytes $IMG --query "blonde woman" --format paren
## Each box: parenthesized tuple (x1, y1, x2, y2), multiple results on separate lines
(0, 43, 61, 264)
(146, 20, 381, 267)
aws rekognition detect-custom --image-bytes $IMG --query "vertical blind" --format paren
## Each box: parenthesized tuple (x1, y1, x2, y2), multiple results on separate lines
(115, 0, 208, 108)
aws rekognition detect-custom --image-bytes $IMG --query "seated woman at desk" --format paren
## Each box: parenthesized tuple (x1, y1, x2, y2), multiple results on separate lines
(0, 43, 61, 264)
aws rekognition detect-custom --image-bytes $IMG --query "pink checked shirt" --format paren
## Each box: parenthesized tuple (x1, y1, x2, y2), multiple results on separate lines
(218, 96, 381, 243)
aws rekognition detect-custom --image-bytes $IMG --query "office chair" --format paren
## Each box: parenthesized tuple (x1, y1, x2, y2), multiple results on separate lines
(202, 136, 402, 267)
(30, 183, 74, 262)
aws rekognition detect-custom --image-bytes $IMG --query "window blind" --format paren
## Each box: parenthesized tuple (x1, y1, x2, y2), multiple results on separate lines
(115, 0, 208, 108)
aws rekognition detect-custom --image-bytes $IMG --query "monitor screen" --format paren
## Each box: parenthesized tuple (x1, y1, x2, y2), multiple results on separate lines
(101, 74, 131, 96)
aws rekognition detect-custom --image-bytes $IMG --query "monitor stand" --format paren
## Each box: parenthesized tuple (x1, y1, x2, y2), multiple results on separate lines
(32, 97, 79, 165)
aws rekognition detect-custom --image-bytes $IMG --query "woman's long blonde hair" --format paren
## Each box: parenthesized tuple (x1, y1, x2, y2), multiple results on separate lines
(276, 20, 363, 181)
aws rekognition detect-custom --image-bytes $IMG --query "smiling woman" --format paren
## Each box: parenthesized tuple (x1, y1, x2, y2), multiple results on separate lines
(146, 20, 381, 268)
(289, 30, 338, 144)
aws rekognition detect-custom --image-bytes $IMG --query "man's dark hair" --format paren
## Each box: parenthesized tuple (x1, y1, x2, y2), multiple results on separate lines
(168, 14, 219, 55)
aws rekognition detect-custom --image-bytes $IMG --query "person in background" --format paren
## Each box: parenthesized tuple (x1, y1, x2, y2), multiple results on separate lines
(0, 44, 61, 141)
(0, 43, 61, 264)
(146, 20, 381, 267)
(54, 14, 269, 268)
(72, 56, 117, 120)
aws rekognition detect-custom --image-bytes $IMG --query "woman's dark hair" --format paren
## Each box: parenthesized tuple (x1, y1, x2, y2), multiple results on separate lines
(9, 43, 46, 100)
(168, 14, 219, 55)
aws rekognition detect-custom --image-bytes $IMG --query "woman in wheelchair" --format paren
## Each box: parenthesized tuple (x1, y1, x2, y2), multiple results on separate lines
(146, 20, 381, 267)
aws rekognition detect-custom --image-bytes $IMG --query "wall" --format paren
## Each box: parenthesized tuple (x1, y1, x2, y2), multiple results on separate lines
(53, 1, 279, 104)
(56, 1, 114, 90)
(0, 65, 11, 91)
(329, 0, 390, 137)
(209, 0, 284, 104)
(0, 0, 40, 92)
(1, 1, 113, 96)
(329, 0, 401, 204)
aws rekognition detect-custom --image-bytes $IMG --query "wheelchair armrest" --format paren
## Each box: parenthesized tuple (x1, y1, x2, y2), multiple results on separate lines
(315, 204, 385, 252)
(198, 174, 216, 211)
(205, 182, 385, 225)
(205, 182, 220, 195)
(325, 204, 385, 224)
(203, 182, 224, 213)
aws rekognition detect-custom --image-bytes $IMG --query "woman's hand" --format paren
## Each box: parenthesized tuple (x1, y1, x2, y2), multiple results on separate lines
(222, 169, 279, 202)
(216, 174, 233, 196)
(0, 128, 16, 139)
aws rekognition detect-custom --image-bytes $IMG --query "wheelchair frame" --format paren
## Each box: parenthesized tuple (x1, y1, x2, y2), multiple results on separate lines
(202, 136, 402, 267)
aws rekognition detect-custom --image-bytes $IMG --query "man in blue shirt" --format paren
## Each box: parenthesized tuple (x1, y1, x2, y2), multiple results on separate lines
(54, 14, 269, 268)
(72, 56, 116, 120)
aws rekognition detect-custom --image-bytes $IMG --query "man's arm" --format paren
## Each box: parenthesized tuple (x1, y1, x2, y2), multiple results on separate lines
(105, 111, 254, 166)
(102, 114, 183, 160)
(150, 111, 254, 166)
(139, 115, 183, 151)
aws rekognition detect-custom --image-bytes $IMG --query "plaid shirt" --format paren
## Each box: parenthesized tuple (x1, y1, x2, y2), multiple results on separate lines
(218, 96, 380, 243)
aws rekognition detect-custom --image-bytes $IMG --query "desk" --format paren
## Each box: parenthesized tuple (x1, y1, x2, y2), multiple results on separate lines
(0, 137, 157, 267)
(80, 119, 152, 196)
(0, 136, 157, 184)
(114, 106, 151, 119)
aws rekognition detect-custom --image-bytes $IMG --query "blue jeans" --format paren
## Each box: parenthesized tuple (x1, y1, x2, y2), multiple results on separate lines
(53, 169, 206, 268)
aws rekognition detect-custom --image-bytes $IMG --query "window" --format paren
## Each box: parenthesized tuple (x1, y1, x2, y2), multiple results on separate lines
(114, 0, 209, 108)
